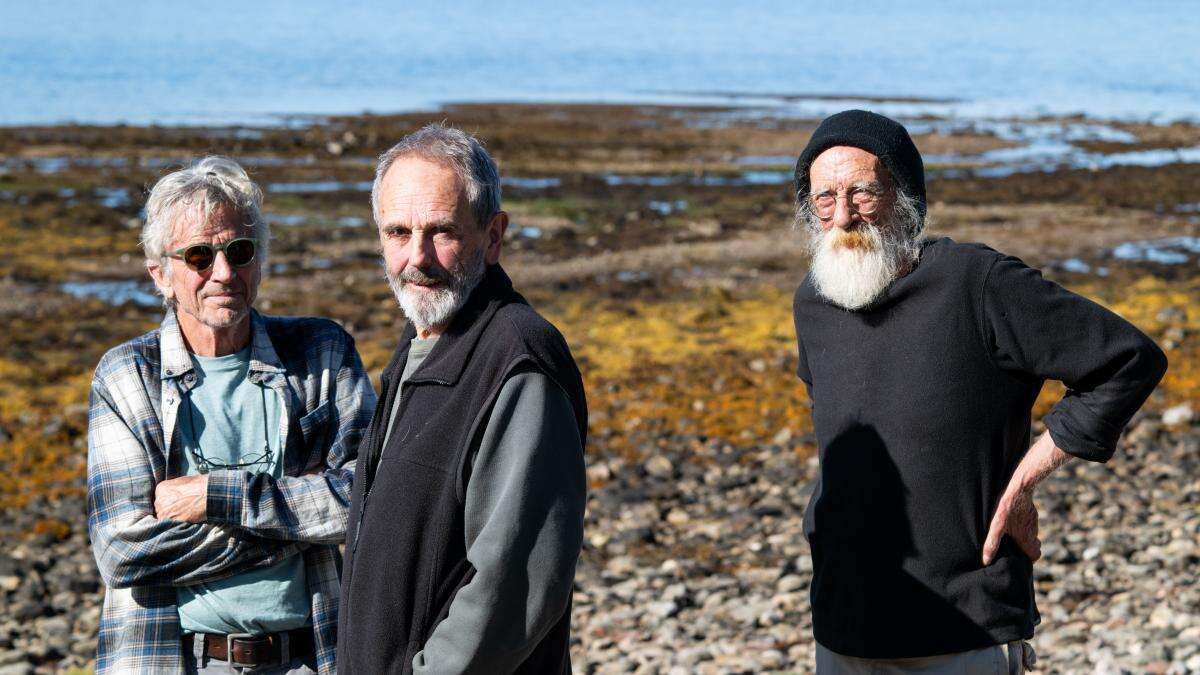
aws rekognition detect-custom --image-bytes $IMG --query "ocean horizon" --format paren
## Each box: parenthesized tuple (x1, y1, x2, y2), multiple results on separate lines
(3, 0, 1198, 126)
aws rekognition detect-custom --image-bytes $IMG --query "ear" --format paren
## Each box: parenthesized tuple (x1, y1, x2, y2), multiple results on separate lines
(147, 259, 174, 301)
(483, 211, 508, 265)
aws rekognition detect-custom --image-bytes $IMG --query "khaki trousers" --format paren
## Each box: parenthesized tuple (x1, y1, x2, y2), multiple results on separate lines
(816, 641, 1033, 674)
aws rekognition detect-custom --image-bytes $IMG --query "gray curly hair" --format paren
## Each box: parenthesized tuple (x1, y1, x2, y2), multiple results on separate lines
(141, 156, 270, 276)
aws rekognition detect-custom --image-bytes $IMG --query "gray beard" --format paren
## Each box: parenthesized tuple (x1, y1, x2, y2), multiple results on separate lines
(386, 248, 487, 332)
(805, 216, 920, 311)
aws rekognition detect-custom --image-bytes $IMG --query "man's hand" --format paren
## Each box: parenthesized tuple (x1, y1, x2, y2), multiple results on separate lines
(982, 430, 1073, 565)
(982, 485, 1040, 565)
(154, 474, 208, 523)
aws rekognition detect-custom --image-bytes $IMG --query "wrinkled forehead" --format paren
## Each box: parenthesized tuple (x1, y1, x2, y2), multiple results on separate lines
(377, 157, 471, 226)
(168, 198, 253, 246)
(808, 146, 889, 189)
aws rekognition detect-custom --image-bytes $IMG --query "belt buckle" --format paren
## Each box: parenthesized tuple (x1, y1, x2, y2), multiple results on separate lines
(225, 632, 259, 669)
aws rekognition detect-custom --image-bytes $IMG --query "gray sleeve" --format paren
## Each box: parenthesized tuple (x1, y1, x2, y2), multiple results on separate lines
(412, 371, 586, 675)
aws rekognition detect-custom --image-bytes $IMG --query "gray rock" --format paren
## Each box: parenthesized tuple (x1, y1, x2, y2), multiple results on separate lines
(776, 574, 806, 593)
(0, 662, 33, 675)
(40, 416, 64, 437)
(6, 601, 43, 623)
(1162, 404, 1194, 426)
(34, 615, 70, 641)
(644, 601, 679, 621)
(644, 455, 674, 479)
(69, 638, 96, 657)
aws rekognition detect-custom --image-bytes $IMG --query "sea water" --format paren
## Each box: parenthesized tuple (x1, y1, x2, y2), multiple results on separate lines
(1, 0, 1197, 126)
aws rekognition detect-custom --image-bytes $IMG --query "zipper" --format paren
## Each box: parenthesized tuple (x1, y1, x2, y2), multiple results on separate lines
(349, 379, 407, 558)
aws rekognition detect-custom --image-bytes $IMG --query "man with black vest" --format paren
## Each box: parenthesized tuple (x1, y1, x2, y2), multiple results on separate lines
(790, 111, 1167, 673)
(337, 124, 587, 674)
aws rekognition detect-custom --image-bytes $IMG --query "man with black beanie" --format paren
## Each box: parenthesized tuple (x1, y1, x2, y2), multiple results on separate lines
(790, 110, 1167, 673)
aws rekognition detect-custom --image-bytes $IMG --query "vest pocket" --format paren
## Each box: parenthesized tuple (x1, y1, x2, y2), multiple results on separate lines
(390, 418, 458, 473)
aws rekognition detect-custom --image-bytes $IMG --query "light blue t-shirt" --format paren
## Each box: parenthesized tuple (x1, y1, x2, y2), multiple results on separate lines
(174, 346, 311, 635)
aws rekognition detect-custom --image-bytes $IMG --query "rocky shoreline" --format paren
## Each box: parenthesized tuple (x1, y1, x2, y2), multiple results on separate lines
(569, 410, 1199, 674)
(2, 102, 1198, 673)
(0, 411, 1195, 673)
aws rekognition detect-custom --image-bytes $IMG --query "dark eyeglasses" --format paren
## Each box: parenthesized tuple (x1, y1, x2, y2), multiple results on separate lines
(168, 238, 257, 272)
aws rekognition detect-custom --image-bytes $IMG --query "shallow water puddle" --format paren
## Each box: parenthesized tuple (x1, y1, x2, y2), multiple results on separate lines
(1055, 237, 1200, 275)
(1058, 258, 1110, 276)
(648, 199, 688, 215)
(96, 187, 131, 209)
(268, 180, 373, 193)
(735, 155, 794, 166)
(267, 176, 562, 194)
(504, 176, 562, 190)
(266, 213, 309, 226)
(1111, 237, 1200, 265)
(60, 280, 160, 307)
(605, 171, 789, 187)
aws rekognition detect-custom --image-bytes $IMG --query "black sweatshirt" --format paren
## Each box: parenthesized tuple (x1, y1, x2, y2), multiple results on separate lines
(792, 237, 1167, 658)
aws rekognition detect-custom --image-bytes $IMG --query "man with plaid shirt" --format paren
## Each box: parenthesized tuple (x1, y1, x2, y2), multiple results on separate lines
(87, 157, 375, 673)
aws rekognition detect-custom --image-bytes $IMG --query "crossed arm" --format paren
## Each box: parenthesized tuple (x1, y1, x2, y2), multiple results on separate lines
(87, 381, 298, 589)
(154, 343, 375, 542)
(88, 340, 376, 588)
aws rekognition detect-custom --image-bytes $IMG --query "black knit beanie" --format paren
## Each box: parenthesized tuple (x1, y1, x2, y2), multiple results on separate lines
(793, 110, 926, 216)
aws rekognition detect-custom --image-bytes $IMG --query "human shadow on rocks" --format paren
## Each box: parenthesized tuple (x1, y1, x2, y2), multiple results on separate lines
(803, 424, 997, 657)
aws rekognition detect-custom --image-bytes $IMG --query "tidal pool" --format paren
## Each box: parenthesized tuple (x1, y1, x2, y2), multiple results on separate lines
(60, 280, 160, 307)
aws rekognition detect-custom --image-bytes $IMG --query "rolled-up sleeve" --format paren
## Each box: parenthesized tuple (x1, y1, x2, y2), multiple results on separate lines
(982, 255, 1168, 462)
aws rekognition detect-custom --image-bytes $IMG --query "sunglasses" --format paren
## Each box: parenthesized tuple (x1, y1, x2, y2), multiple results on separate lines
(168, 237, 258, 272)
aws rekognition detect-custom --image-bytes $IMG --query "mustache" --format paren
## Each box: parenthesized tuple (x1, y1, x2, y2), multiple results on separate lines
(201, 284, 243, 298)
(830, 228, 876, 251)
(399, 265, 450, 285)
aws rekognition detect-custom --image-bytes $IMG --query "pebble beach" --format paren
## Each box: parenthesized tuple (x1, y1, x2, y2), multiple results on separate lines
(0, 100, 1197, 673)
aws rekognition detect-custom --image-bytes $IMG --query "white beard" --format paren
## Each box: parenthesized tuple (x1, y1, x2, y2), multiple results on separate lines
(387, 248, 486, 332)
(801, 189, 924, 311)
(808, 225, 900, 310)
(806, 201, 930, 312)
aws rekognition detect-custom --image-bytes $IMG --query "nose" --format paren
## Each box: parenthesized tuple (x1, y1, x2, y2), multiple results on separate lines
(828, 194, 855, 231)
(406, 229, 437, 269)
(209, 249, 236, 282)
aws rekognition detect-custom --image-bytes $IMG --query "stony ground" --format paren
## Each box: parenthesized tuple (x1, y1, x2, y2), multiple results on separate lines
(1, 410, 1196, 673)
(568, 412, 1200, 674)
(1, 101, 1198, 673)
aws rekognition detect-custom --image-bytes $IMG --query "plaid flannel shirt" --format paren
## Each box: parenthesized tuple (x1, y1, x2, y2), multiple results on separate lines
(87, 309, 376, 674)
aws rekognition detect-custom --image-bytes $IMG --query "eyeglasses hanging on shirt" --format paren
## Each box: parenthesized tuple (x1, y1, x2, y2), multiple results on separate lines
(182, 383, 273, 473)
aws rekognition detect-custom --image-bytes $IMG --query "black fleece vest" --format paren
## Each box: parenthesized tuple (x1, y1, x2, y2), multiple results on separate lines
(338, 265, 587, 675)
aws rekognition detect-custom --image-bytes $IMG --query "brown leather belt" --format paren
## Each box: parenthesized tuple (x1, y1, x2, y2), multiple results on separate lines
(182, 627, 315, 668)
